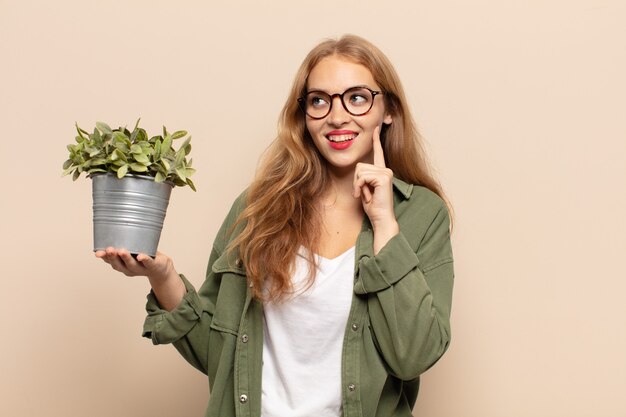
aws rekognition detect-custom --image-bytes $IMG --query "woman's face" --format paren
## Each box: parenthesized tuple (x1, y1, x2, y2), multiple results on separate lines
(304, 55, 392, 175)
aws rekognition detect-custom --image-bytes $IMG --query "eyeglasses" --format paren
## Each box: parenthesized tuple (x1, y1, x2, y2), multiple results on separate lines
(298, 86, 382, 119)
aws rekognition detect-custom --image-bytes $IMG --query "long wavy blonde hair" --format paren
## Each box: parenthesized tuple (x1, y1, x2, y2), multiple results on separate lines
(229, 34, 448, 301)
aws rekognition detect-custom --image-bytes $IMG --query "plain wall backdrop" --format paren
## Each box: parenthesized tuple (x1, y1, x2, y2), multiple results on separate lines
(1, 0, 624, 416)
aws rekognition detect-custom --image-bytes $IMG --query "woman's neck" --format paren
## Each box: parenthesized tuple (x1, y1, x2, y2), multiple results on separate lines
(322, 168, 361, 211)
(316, 167, 365, 259)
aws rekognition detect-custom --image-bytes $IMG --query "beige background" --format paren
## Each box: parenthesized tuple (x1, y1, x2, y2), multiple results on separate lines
(1, 0, 625, 416)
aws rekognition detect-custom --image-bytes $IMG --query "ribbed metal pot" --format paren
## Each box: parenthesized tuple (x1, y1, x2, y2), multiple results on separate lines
(91, 173, 173, 257)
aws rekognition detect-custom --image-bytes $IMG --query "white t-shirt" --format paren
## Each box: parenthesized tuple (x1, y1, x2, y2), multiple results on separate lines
(261, 246, 355, 417)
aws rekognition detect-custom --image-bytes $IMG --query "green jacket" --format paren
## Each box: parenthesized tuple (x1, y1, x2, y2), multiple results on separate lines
(142, 178, 454, 417)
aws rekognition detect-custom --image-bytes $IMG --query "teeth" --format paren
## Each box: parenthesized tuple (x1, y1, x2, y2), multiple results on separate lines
(327, 134, 356, 143)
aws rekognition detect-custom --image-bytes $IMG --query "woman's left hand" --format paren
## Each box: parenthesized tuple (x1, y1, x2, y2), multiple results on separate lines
(353, 126, 400, 253)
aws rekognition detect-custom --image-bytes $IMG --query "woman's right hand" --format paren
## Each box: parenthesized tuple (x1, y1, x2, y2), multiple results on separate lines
(95, 248, 174, 282)
(95, 247, 185, 311)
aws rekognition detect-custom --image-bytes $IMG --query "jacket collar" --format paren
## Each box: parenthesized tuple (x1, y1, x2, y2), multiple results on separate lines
(392, 177, 413, 200)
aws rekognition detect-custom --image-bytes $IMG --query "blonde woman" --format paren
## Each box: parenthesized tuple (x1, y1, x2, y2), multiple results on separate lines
(97, 34, 454, 417)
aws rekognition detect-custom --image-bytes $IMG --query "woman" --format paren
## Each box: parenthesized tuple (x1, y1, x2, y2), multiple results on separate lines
(97, 34, 454, 417)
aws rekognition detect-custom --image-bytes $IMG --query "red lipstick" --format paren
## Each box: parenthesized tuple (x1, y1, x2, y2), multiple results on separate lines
(326, 130, 357, 150)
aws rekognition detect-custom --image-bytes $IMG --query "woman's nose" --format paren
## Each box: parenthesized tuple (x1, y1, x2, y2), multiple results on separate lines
(326, 96, 350, 125)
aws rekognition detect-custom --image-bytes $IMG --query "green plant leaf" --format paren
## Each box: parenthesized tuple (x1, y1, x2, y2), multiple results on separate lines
(84, 158, 107, 168)
(87, 168, 107, 174)
(174, 148, 186, 168)
(92, 158, 108, 166)
(92, 128, 102, 142)
(134, 118, 141, 131)
(161, 159, 171, 172)
(154, 139, 162, 161)
(175, 167, 187, 181)
(162, 135, 172, 154)
(96, 122, 112, 135)
(117, 164, 129, 178)
(137, 141, 151, 153)
(155, 164, 167, 175)
(62, 159, 73, 170)
(129, 163, 148, 172)
(179, 137, 191, 154)
(155, 172, 166, 183)
(72, 170, 80, 181)
(134, 153, 150, 164)
(186, 178, 196, 191)
(75, 123, 89, 139)
(112, 131, 129, 142)
(130, 144, 142, 155)
(136, 128, 148, 142)
(114, 141, 129, 153)
(172, 130, 187, 139)
(114, 149, 128, 162)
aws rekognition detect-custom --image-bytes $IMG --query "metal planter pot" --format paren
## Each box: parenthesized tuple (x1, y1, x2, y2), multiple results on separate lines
(91, 173, 173, 257)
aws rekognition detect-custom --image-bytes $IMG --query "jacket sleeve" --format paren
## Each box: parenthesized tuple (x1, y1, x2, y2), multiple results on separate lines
(142, 249, 220, 374)
(141, 193, 246, 374)
(355, 200, 454, 381)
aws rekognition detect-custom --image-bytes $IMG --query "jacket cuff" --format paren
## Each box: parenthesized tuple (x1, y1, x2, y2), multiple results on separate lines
(354, 232, 420, 294)
(142, 274, 203, 345)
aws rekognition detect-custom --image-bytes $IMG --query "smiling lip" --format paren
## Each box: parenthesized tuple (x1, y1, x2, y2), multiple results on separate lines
(326, 130, 357, 150)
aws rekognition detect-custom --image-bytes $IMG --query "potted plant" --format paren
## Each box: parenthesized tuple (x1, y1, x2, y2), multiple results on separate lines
(63, 119, 196, 257)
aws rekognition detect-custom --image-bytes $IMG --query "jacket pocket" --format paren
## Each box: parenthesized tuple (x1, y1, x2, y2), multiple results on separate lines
(209, 252, 248, 335)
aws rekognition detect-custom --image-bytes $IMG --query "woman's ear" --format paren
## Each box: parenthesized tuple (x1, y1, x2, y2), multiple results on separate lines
(383, 112, 393, 125)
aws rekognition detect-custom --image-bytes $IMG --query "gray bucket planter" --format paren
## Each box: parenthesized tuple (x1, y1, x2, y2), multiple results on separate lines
(91, 173, 173, 257)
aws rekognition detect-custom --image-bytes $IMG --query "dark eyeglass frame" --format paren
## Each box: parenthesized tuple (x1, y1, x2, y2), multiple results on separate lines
(297, 86, 382, 120)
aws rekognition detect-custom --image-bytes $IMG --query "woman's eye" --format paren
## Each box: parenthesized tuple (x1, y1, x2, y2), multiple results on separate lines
(349, 94, 368, 105)
(310, 96, 328, 107)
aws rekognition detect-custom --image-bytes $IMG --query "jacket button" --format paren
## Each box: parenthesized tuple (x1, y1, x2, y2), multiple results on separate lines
(351, 323, 358, 331)
(241, 334, 249, 343)
(348, 383, 356, 392)
(235, 258, 242, 267)
(239, 394, 248, 403)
